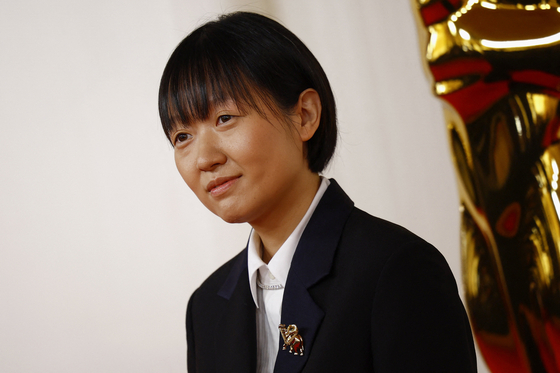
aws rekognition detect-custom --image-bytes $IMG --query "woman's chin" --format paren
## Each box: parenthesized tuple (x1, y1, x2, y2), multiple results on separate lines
(213, 210, 246, 224)
(220, 216, 244, 224)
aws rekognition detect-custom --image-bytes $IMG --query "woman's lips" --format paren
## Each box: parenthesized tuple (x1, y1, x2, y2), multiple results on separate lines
(207, 176, 240, 197)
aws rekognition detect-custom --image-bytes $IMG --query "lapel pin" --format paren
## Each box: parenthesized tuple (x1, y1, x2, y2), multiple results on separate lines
(278, 324, 304, 356)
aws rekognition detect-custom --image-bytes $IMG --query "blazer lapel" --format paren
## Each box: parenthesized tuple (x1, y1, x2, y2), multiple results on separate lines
(274, 180, 354, 373)
(215, 251, 257, 373)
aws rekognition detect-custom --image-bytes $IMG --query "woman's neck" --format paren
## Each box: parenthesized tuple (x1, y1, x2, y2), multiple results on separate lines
(252, 173, 321, 264)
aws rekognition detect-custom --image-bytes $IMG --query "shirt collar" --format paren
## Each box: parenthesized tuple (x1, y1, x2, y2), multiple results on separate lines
(247, 177, 330, 307)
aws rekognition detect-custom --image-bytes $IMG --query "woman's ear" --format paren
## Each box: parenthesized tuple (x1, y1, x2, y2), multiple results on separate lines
(295, 88, 321, 142)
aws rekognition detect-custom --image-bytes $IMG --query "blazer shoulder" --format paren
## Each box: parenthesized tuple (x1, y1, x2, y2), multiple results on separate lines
(345, 207, 433, 250)
(191, 249, 247, 299)
(338, 206, 456, 286)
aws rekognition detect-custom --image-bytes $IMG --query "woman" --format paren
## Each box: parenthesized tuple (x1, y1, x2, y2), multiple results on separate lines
(159, 11, 477, 373)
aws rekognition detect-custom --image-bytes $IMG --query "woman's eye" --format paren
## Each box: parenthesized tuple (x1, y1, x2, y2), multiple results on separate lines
(218, 115, 233, 124)
(174, 133, 192, 145)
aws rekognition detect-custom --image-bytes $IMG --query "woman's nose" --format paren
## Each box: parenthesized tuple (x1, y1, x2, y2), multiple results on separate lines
(195, 131, 227, 171)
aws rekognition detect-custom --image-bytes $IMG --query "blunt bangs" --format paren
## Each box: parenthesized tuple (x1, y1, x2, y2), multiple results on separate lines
(158, 12, 338, 173)
(159, 28, 268, 139)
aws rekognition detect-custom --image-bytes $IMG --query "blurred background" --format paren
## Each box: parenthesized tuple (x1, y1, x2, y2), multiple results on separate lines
(0, 0, 487, 371)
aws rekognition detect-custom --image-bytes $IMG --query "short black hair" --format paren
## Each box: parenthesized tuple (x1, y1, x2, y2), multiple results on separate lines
(158, 11, 337, 173)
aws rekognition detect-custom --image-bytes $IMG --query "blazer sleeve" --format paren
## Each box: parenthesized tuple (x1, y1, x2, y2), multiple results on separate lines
(370, 240, 477, 372)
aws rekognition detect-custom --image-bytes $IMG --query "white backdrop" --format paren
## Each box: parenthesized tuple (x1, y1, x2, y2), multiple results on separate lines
(0, 1, 488, 372)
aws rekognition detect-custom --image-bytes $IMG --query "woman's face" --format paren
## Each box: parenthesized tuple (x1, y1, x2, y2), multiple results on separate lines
(172, 99, 314, 226)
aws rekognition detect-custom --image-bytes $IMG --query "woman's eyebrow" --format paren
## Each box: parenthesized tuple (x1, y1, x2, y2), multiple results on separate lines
(172, 122, 193, 133)
(209, 100, 234, 112)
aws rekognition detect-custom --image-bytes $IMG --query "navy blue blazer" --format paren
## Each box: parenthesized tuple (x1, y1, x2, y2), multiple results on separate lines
(186, 180, 477, 372)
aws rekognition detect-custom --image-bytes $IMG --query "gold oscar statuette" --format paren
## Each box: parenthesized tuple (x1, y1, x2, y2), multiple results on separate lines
(411, 1, 560, 372)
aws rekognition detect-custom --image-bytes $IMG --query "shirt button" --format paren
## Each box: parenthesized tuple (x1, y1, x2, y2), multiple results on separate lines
(269, 273, 275, 280)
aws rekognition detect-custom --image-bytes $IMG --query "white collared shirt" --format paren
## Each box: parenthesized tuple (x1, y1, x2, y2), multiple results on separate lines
(247, 177, 330, 373)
